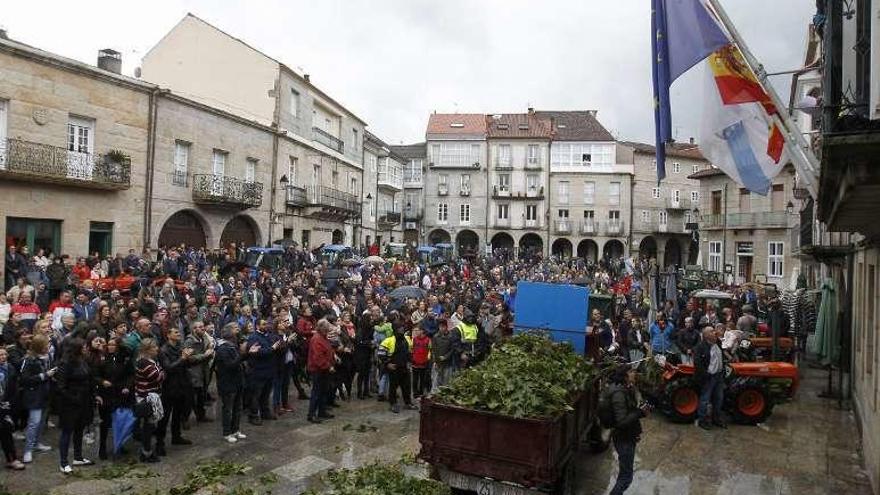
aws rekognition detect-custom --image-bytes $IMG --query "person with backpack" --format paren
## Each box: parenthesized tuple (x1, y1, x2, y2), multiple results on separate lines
(600, 365, 651, 495)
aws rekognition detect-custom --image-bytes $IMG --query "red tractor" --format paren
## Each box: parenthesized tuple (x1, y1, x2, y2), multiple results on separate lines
(652, 360, 799, 425)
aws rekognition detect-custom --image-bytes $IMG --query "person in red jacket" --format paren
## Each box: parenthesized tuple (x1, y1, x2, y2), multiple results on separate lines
(410, 327, 432, 398)
(306, 319, 335, 424)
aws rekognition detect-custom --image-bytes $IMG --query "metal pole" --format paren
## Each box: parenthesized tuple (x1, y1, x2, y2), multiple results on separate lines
(705, 0, 820, 199)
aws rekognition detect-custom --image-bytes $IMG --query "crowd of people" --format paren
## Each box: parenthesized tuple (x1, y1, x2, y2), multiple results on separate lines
(1, 242, 786, 481)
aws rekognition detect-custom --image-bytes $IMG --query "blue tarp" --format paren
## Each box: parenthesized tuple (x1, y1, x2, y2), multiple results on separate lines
(513, 282, 590, 354)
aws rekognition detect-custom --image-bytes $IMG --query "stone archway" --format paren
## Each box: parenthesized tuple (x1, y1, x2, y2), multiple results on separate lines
(220, 215, 260, 248)
(491, 232, 515, 251)
(332, 229, 344, 245)
(428, 229, 451, 245)
(158, 210, 207, 249)
(456, 229, 479, 257)
(577, 239, 599, 262)
(664, 238, 683, 268)
(639, 236, 658, 260)
(603, 239, 625, 260)
(519, 233, 543, 258)
(551, 238, 573, 259)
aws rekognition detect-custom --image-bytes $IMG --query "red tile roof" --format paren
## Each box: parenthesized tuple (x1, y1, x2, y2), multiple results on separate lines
(535, 110, 614, 141)
(620, 141, 707, 160)
(426, 114, 487, 135)
(486, 113, 552, 139)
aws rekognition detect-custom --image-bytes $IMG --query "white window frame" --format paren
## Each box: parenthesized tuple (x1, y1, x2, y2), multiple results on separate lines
(497, 173, 511, 191)
(558, 181, 570, 204)
(460, 173, 471, 193)
(693, 164, 700, 174)
(437, 203, 448, 223)
(672, 189, 680, 202)
(709, 241, 722, 272)
(288, 156, 297, 185)
(673, 162, 681, 174)
(211, 149, 228, 195)
(498, 144, 512, 166)
(290, 89, 300, 117)
(527, 144, 540, 165)
(459, 204, 471, 224)
(172, 140, 190, 186)
(658, 210, 668, 225)
(691, 191, 699, 202)
(526, 174, 540, 191)
(584, 181, 596, 205)
(609, 181, 621, 206)
(652, 187, 661, 199)
(245, 157, 257, 183)
(525, 204, 538, 221)
(641, 210, 650, 223)
(768, 242, 784, 278)
(0, 100, 8, 169)
(497, 203, 509, 220)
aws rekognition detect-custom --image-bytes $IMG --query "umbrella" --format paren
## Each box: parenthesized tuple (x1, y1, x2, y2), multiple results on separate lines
(364, 255, 385, 265)
(322, 269, 350, 280)
(389, 286, 426, 300)
(112, 407, 137, 454)
(810, 278, 839, 366)
(341, 258, 361, 267)
(272, 239, 298, 248)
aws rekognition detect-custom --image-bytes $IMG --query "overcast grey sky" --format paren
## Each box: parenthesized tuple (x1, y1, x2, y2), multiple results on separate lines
(2, 0, 815, 145)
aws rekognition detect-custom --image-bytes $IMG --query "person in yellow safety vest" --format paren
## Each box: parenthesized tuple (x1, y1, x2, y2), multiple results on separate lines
(454, 309, 482, 369)
(378, 319, 417, 413)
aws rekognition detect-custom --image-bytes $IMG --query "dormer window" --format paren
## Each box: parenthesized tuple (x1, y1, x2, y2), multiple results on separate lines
(450, 123, 464, 128)
(557, 124, 567, 129)
(497, 123, 510, 130)
(518, 124, 528, 130)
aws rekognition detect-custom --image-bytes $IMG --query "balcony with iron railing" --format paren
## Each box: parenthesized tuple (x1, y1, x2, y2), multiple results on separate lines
(635, 219, 687, 234)
(438, 183, 449, 196)
(312, 127, 344, 154)
(494, 217, 511, 228)
(192, 174, 263, 208)
(403, 169, 423, 188)
(491, 186, 544, 200)
(0, 138, 131, 190)
(604, 220, 625, 236)
(667, 197, 692, 210)
(554, 220, 572, 234)
(700, 211, 792, 230)
(404, 206, 423, 221)
(579, 220, 597, 235)
(378, 210, 401, 227)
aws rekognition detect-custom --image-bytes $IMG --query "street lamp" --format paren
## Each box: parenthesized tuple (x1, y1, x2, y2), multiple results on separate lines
(279, 175, 289, 186)
(785, 201, 795, 215)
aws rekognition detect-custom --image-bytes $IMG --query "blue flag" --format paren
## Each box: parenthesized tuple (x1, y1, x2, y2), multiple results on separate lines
(652, 0, 730, 183)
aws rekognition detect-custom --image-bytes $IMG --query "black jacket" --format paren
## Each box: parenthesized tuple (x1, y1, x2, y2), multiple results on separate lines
(159, 342, 192, 393)
(608, 382, 644, 441)
(18, 356, 52, 410)
(676, 327, 701, 353)
(693, 340, 722, 384)
(214, 339, 246, 395)
(55, 359, 95, 429)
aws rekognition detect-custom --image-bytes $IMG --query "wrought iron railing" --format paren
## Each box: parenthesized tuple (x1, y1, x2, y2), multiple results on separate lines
(701, 212, 790, 229)
(605, 220, 625, 235)
(404, 207, 423, 221)
(379, 210, 401, 225)
(192, 174, 263, 208)
(0, 138, 131, 188)
(554, 220, 572, 234)
(579, 220, 596, 234)
(285, 185, 309, 206)
(305, 185, 359, 212)
(312, 127, 344, 154)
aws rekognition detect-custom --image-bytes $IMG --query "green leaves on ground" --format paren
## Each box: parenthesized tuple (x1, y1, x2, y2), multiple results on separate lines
(69, 460, 158, 480)
(434, 333, 595, 418)
(167, 460, 254, 495)
(304, 462, 449, 495)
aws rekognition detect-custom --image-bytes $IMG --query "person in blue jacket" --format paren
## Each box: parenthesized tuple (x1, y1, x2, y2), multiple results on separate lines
(650, 312, 675, 355)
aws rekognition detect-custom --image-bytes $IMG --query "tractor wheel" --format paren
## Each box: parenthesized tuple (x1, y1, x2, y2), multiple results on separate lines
(728, 380, 774, 425)
(665, 379, 700, 423)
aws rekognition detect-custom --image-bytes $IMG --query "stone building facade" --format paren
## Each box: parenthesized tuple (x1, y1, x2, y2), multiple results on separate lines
(485, 112, 552, 257)
(142, 13, 367, 250)
(390, 143, 426, 247)
(423, 114, 488, 256)
(0, 37, 153, 263)
(538, 111, 631, 261)
(691, 165, 799, 285)
(624, 141, 708, 267)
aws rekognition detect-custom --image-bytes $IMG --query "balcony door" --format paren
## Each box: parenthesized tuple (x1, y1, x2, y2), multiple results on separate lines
(67, 116, 94, 180)
(212, 150, 226, 196)
(0, 100, 7, 169)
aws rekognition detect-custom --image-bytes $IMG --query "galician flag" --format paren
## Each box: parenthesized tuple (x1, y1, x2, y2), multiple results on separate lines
(700, 45, 786, 195)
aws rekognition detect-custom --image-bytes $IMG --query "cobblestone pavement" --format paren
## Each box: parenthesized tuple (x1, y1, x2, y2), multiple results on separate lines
(1, 366, 873, 495)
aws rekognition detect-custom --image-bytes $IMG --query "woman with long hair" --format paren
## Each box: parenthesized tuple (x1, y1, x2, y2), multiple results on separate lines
(55, 336, 96, 474)
(18, 334, 54, 465)
(134, 338, 163, 463)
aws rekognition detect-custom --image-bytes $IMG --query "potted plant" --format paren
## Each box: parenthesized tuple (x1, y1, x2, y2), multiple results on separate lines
(103, 149, 130, 183)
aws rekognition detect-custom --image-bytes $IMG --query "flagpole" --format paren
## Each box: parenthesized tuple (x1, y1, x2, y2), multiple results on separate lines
(704, 0, 820, 200)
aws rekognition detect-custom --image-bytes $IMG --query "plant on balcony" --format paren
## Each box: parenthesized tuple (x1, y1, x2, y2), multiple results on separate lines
(105, 149, 130, 164)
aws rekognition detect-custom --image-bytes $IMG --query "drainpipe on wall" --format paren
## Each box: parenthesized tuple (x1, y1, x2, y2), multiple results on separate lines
(545, 142, 551, 258)
(628, 173, 635, 256)
(267, 75, 283, 247)
(142, 88, 161, 250)
(722, 182, 728, 279)
(485, 140, 490, 254)
(359, 141, 365, 250)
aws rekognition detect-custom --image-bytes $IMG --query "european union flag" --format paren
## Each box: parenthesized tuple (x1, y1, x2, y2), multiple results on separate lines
(651, 0, 730, 183)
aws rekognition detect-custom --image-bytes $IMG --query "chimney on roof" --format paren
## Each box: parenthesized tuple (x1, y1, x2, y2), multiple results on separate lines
(97, 49, 121, 74)
(304, 74, 310, 83)
(527, 107, 534, 114)
(0, 28, 8, 40)
(689, 137, 695, 145)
